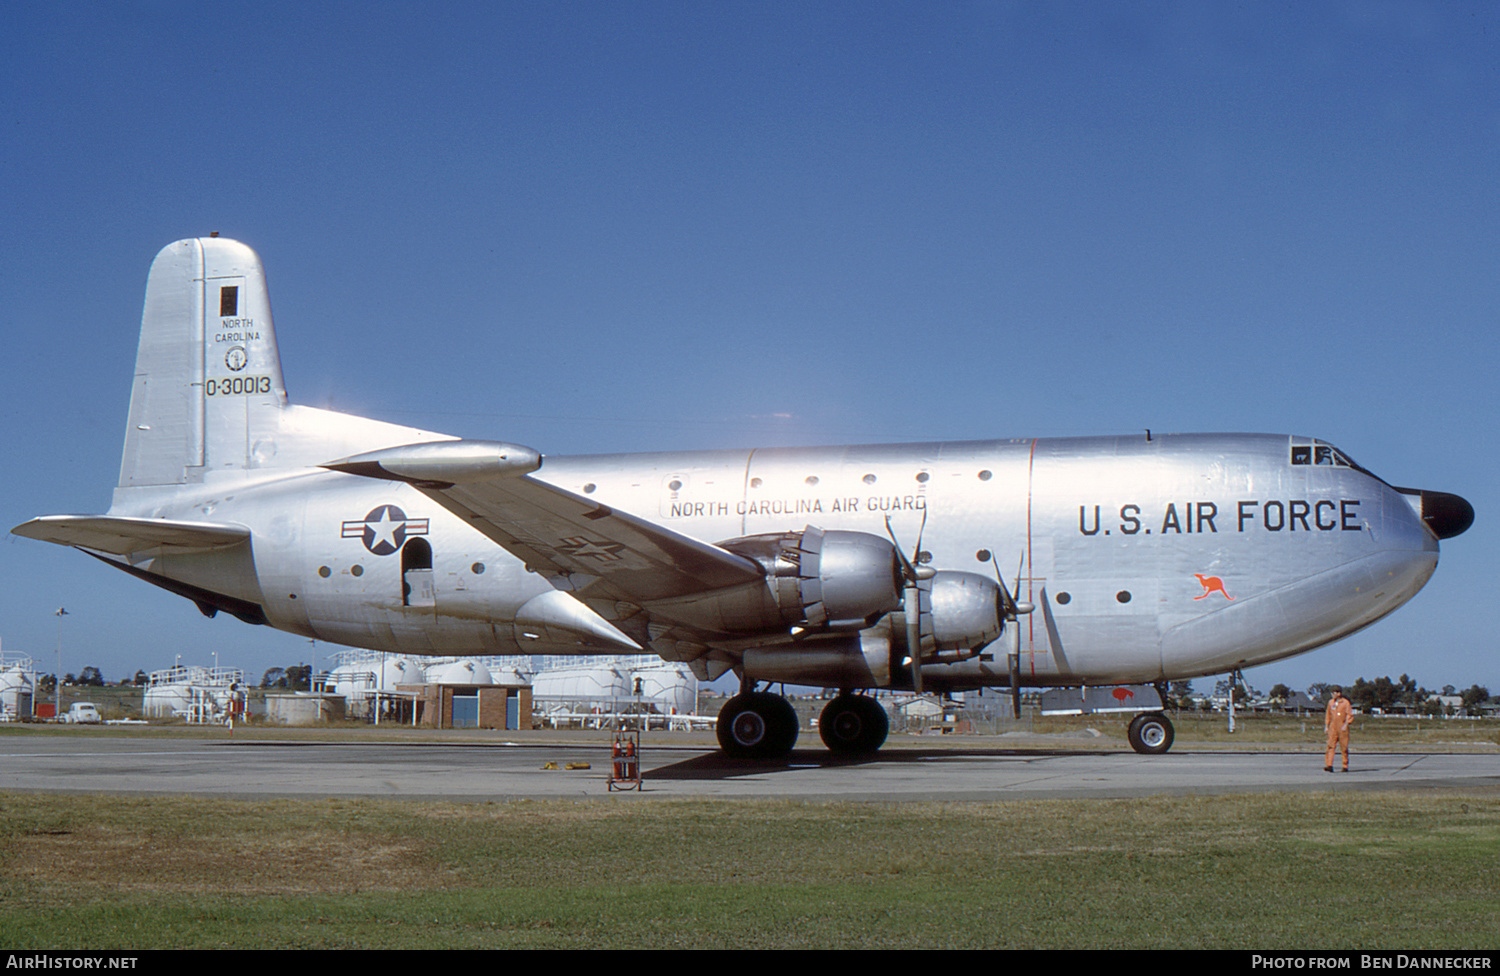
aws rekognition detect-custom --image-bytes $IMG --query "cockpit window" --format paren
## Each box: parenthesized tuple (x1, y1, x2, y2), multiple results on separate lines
(1290, 438, 1382, 482)
(1291, 439, 1356, 467)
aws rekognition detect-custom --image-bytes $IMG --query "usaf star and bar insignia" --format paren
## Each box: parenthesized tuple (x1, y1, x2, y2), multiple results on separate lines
(342, 505, 429, 556)
(341, 507, 626, 565)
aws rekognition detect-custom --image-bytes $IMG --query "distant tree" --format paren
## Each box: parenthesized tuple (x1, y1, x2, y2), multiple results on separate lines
(133, 670, 148, 686)
(261, 667, 287, 689)
(1350, 676, 1400, 712)
(1443, 685, 1457, 697)
(285, 664, 311, 691)
(38, 674, 56, 694)
(1214, 678, 1252, 704)
(1394, 674, 1426, 707)
(1308, 682, 1334, 703)
(77, 666, 105, 687)
(63, 673, 76, 686)
(1460, 685, 1491, 717)
(1166, 679, 1193, 708)
(1269, 683, 1292, 702)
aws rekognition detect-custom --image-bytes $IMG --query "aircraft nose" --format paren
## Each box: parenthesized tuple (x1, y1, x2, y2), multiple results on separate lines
(1400, 488, 1474, 540)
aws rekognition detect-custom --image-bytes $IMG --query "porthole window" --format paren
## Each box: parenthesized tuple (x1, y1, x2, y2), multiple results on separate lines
(1056, 592, 1072, 605)
(1116, 591, 1132, 604)
(805, 475, 819, 486)
(583, 483, 596, 494)
(351, 565, 364, 577)
(978, 470, 993, 481)
(976, 549, 992, 562)
(318, 566, 331, 578)
(472, 562, 485, 575)
(750, 477, 762, 489)
(863, 473, 877, 485)
(915, 471, 930, 483)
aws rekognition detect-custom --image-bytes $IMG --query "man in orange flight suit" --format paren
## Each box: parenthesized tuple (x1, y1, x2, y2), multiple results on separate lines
(1324, 686, 1353, 773)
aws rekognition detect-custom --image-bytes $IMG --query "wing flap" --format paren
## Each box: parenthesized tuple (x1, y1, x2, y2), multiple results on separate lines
(324, 441, 763, 603)
(12, 515, 251, 555)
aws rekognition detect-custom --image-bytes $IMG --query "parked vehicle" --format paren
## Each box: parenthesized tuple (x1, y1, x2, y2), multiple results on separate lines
(57, 703, 102, 724)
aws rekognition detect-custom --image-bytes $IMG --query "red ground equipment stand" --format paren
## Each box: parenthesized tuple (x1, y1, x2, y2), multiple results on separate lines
(609, 729, 641, 791)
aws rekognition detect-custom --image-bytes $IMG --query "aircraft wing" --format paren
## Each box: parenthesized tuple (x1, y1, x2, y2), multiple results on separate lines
(323, 441, 764, 603)
(11, 515, 250, 555)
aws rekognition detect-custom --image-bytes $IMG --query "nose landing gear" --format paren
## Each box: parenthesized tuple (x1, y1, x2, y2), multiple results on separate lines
(1126, 712, 1175, 754)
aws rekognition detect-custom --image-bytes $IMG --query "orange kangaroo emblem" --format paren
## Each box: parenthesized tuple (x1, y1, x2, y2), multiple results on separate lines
(1193, 574, 1235, 600)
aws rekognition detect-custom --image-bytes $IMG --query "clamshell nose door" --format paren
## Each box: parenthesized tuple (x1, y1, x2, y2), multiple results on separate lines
(1397, 488, 1475, 540)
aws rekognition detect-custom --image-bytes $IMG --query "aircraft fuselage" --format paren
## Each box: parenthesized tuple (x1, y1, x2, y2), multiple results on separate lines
(118, 431, 1438, 691)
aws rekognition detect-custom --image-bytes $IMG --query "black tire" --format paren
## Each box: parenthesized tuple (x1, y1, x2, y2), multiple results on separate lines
(1127, 712, 1175, 755)
(717, 692, 799, 758)
(818, 695, 889, 753)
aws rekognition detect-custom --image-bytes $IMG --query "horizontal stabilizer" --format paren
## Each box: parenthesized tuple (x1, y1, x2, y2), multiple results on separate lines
(11, 515, 250, 555)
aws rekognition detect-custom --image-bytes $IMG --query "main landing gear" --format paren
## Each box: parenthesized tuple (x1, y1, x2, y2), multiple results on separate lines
(716, 690, 800, 759)
(716, 688, 892, 759)
(817, 693, 889, 754)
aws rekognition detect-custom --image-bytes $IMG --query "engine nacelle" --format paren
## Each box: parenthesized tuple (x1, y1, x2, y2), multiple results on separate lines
(649, 526, 904, 635)
(917, 570, 1005, 655)
(743, 630, 895, 687)
(728, 525, 905, 629)
(741, 569, 1008, 689)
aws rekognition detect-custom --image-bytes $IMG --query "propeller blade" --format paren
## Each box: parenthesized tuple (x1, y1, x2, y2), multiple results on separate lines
(1009, 649, 1021, 719)
(990, 549, 1030, 719)
(884, 513, 930, 695)
(884, 515, 917, 581)
(985, 550, 1023, 620)
(905, 577, 923, 696)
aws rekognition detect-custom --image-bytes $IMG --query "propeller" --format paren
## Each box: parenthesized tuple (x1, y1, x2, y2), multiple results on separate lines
(987, 550, 1034, 718)
(884, 512, 935, 695)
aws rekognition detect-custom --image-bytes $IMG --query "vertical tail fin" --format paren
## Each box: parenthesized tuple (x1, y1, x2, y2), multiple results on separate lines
(119, 237, 289, 487)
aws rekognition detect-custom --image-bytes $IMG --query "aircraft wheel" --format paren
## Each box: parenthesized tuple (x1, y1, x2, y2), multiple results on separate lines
(717, 692, 799, 758)
(818, 695, 889, 753)
(1127, 712, 1174, 755)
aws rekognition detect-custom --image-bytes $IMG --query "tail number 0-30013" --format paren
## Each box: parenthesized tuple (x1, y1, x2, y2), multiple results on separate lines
(206, 376, 272, 396)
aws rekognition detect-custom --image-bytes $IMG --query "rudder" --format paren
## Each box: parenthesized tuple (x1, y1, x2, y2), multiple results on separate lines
(120, 237, 289, 487)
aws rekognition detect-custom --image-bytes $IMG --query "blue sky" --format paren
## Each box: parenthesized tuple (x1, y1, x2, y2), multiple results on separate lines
(3, 1, 1496, 697)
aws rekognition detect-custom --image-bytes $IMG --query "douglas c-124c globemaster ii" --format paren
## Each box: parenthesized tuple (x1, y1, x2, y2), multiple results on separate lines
(13, 238, 1474, 757)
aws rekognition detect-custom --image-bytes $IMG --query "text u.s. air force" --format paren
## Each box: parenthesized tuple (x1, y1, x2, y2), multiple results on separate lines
(1078, 499, 1364, 536)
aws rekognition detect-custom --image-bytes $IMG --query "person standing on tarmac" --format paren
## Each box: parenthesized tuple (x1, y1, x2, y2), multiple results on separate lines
(1324, 686, 1353, 773)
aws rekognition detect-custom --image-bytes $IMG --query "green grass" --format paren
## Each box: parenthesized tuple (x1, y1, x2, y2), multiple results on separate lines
(3, 788, 1498, 949)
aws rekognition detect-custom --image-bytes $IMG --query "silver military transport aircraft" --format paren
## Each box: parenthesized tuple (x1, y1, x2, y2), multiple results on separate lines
(13, 238, 1473, 757)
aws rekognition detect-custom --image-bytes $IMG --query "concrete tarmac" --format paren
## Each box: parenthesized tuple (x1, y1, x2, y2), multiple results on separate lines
(3, 730, 1498, 801)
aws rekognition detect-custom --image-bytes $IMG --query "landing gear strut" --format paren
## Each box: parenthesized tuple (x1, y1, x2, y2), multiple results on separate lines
(716, 690, 799, 759)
